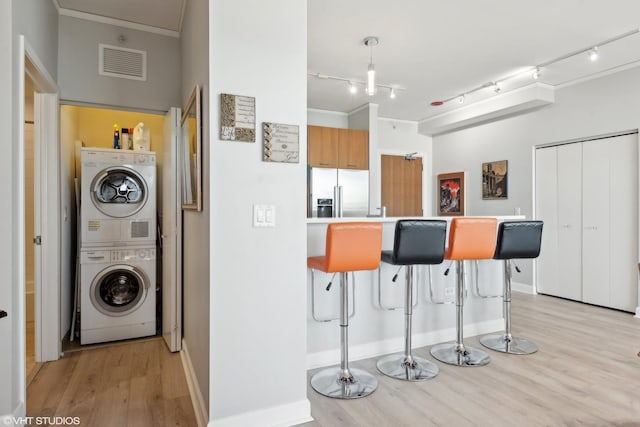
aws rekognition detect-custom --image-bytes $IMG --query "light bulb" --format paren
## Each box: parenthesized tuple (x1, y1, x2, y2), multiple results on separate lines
(349, 82, 357, 94)
(589, 47, 599, 61)
(366, 63, 376, 96)
(457, 95, 465, 104)
(389, 88, 396, 99)
(494, 83, 501, 93)
(532, 67, 540, 80)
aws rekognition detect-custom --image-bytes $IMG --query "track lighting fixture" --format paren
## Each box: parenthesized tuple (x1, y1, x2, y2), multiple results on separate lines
(429, 28, 638, 107)
(307, 73, 404, 98)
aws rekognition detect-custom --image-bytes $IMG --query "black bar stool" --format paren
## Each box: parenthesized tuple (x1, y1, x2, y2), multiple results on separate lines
(480, 220, 543, 355)
(377, 220, 447, 381)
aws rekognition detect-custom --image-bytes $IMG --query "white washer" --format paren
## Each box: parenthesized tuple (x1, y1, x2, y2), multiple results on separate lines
(80, 246, 156, 345)
(81, 147, 156, 247)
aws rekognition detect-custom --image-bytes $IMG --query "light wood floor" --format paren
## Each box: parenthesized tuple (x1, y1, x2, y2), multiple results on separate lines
(26, 321, 38, 383)
(302, 292, 640, 427)
(27, 337, 197, 427)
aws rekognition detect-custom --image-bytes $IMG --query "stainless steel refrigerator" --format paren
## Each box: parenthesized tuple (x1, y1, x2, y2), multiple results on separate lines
(308, 167, 369, 217)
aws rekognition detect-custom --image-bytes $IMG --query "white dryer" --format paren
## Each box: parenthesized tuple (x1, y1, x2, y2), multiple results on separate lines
(80, 246, 156, 344)
(81, 147, 156, 246)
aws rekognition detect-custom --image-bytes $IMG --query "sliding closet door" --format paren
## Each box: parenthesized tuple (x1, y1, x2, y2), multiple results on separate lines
(556, 143, 583, 301)
(582, 139, 610, 306)
(536, 133, 638, 311)
(535, 147, 559, 295)
(606, 134, 637, 311)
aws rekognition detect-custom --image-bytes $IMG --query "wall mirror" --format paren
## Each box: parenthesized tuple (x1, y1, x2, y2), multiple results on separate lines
(180, 84, 202, 211)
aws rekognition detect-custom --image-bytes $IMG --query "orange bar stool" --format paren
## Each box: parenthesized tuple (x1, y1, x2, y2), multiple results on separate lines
(430, 217, 497, 367)
(308, 222, 383, 399)
(480, 220, 543, 354)
(377, 219, 446, 381)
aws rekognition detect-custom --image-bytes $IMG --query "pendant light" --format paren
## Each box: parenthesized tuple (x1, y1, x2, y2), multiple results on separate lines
(364, 36, 379, 96)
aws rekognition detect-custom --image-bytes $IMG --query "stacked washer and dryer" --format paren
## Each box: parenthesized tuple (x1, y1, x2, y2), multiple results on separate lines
(79, 148, 157, 345)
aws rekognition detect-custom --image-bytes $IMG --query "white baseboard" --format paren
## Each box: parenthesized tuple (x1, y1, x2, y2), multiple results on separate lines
(511, 281, 535, 295)
(208, 399, 312, 427)
(1, 401, 26, 427)
(180, 340, 209, 427)
(306, 318, 503, 369)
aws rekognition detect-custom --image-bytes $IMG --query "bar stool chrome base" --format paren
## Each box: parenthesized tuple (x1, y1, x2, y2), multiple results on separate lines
(480, 334, 538, 355)
(430, 343, 491, 367)
(310, 367, 378, 399)
(377, 354, 439, 381)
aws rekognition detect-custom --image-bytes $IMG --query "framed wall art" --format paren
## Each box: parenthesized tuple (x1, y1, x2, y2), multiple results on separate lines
(262, 122, 300, 163)
(482, 160, 508, 199)
(220, 93, 256, 142)
(437, 171, 465, 216)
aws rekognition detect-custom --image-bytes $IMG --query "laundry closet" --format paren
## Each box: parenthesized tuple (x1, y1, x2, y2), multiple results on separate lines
(55, 11, 182, 353)
(60, 106, 166, 347)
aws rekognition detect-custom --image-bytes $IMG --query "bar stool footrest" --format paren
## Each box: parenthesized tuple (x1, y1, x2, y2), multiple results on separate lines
(310, 367, 378, 399)
(430, 342, 491, 367)
(480, 334, 538, 355)
(377, 354, 439, 381)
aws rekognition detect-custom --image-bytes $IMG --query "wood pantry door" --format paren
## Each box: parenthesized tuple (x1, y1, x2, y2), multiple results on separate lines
(381, 154, 423, 217)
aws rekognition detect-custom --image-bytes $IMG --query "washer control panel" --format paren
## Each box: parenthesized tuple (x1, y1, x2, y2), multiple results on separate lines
(111, 247, 156, 262)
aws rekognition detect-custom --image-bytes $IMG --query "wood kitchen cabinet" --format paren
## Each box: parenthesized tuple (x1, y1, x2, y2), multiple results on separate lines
(308, 125, 339, 168)
(338, 128, 368, 169)
(307, 125, 368, 170)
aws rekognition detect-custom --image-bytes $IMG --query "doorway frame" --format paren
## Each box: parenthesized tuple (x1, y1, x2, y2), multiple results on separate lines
(17, 35, 60, 406)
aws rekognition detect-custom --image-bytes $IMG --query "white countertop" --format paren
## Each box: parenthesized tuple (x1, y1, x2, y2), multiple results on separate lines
(307, 215, 526, 224)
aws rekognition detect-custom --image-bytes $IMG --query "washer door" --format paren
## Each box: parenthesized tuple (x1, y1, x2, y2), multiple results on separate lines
(90, 264, 149, 317)
(91, 167, 149, 218)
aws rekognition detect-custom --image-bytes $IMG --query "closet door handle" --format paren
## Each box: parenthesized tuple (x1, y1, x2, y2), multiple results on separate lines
(0, 310, 7, 319)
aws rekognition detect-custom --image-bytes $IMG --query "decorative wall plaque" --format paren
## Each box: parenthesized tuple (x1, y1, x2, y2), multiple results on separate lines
(263, 122, 299, 163)
(220, 93, 256, 142)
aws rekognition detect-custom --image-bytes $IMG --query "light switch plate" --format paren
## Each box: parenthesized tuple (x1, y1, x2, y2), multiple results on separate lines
(253, 204, 276, 227)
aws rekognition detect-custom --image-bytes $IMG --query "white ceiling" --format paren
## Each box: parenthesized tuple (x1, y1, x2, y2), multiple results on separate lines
(55, 0, 186, 32)
(54, 0, 640, 122)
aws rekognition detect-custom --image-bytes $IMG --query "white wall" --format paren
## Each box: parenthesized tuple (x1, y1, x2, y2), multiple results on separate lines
(58, 15, 180, 112)
(307, 109, 348, 128)
(180, 0, 210, 416)
(0, 0, 13, 417)
(432, 66, 640, 288)
(209, 0, 309, 425)
(2, 0, 58, 418)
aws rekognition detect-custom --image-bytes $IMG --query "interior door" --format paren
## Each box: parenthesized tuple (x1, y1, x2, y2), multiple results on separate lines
(581, 139, 610, 307)
(535, 147, 559, 296)
(381, 154, 423, 217)
(556, 143, 583, 301)
(162, 107, 182, 352)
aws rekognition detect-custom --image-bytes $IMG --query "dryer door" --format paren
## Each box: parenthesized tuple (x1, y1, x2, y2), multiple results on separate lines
(91, 167, 149, 218)
(90, 265, 149, 317)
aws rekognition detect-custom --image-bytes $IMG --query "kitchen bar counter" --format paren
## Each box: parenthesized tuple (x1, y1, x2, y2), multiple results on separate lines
(306, 215, 524, 369)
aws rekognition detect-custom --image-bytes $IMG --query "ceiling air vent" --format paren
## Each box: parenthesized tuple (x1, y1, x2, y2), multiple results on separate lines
(99, 44, 147, 81)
